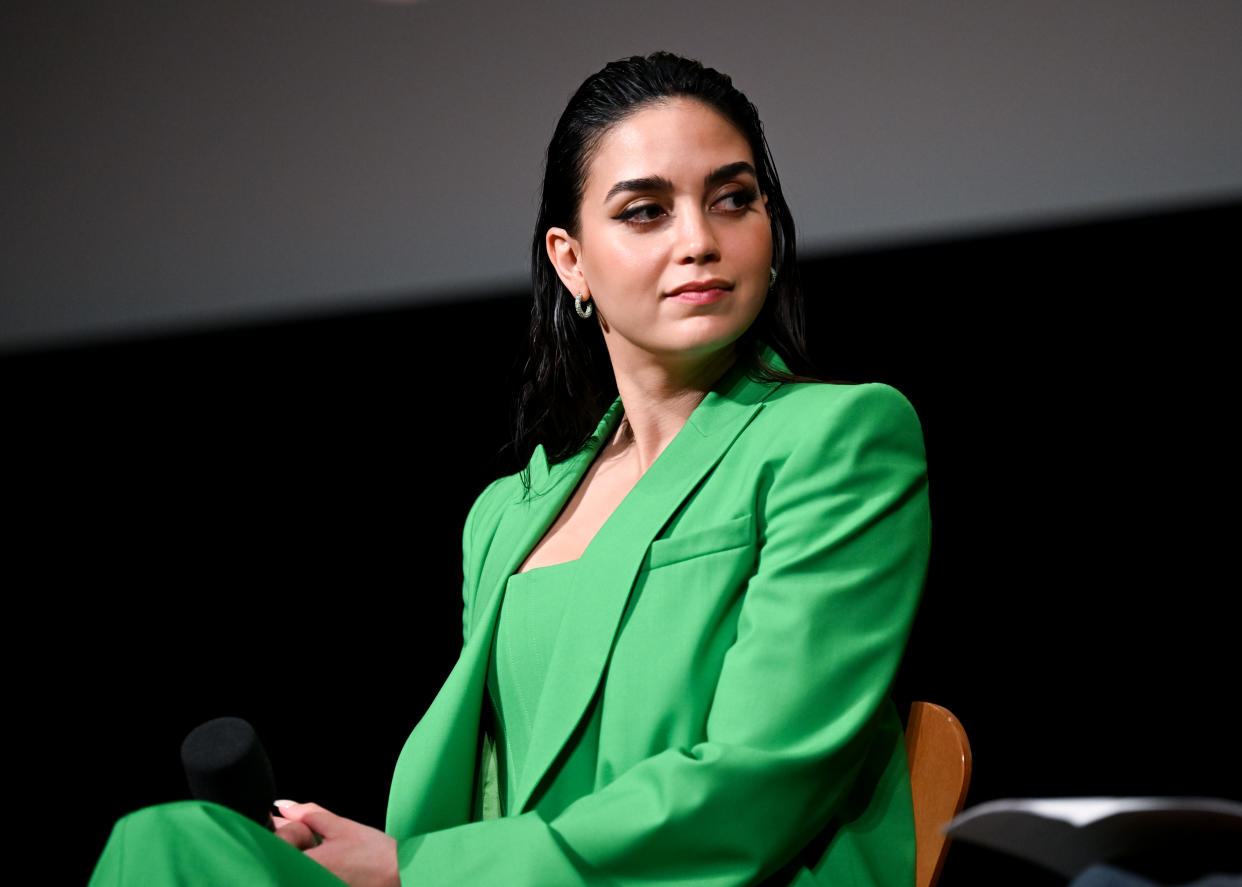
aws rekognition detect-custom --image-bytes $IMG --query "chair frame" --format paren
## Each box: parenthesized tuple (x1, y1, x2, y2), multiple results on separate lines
(906, 702, 972, 887)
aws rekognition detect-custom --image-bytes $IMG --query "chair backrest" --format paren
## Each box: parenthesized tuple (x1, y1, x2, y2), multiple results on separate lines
(906, 701, 972, 887)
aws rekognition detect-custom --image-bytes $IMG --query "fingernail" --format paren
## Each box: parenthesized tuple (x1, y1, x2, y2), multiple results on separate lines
(274, 799, 297, 808)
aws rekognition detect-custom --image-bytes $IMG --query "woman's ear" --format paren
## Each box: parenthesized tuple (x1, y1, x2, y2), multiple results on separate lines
(546, 227, 586, 295)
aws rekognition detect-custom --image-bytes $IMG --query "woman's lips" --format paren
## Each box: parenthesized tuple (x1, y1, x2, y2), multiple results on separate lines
(669, 287, 730, 304)
(666, 280, 733, 304)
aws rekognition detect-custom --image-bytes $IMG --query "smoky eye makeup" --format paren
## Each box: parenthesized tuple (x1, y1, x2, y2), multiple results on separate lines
(604, 162, 760, 225)
(612, 202, 665, 224)
(714, 186, 759, 210)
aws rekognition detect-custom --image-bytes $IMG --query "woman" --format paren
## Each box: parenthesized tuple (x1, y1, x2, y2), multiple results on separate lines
(91, 52, 928, 887)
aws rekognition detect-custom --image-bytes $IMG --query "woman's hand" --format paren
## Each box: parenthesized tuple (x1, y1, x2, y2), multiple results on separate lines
(273, 800, 399, 887)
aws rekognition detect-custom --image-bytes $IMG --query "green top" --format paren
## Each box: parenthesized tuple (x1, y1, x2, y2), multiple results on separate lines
(488, 559, 603, 820)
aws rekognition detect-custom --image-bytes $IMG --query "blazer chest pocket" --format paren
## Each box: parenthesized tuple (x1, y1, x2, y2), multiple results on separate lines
(643, 514, 754, 571)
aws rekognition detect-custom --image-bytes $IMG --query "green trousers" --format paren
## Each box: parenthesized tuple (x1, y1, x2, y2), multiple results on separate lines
(89, 801, 345, 886)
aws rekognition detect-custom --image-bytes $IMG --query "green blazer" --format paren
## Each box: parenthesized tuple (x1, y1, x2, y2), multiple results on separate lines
(386, 361, 930, 886)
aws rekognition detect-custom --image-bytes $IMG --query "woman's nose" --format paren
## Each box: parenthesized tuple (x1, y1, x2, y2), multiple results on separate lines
(675, 210, 720, 265)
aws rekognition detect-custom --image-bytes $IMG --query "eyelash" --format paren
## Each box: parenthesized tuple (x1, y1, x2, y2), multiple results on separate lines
(613, 187, 759, 226)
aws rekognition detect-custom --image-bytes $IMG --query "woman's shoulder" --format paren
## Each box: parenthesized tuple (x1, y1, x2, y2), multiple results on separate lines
(464, 470, 525, 535)
(461, 442, 565, 535)
(741, 380, 928, 512)
(702, 376, 928, 495)
(761, 379, 923, 440)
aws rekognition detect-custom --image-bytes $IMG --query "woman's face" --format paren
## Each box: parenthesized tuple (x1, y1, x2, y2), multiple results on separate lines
(547, 98, 773, 373)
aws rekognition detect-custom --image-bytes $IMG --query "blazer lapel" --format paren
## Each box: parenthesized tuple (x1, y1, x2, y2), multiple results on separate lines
(512, 363, 781, 812)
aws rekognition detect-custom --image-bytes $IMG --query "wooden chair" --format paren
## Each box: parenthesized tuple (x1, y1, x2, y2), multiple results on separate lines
(906, 702, 972, 887)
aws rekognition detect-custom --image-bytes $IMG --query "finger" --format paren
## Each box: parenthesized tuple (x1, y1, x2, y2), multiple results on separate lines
(273, 801, 342, 839)
(297, 809, 345, 839)
(273, 799, 309, 816)
(273, 801, 327, 823)
(273, 820, 318, 851)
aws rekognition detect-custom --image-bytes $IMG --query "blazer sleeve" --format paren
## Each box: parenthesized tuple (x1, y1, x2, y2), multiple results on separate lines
(396, 383, 930, 886)
(459, 472, 514, 648)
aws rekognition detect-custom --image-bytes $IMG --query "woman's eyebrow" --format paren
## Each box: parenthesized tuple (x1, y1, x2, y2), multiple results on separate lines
(704, 161, 757, 187)
(604, 161, 758, 203)
(605, 175, 673, 202)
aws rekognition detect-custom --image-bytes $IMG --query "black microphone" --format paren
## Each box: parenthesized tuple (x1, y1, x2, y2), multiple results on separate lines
(180, 716, 277, 829)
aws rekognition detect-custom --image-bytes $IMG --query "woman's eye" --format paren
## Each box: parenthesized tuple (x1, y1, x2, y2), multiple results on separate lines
(615, 203, 665, 225)
(714, 188, 758, 212)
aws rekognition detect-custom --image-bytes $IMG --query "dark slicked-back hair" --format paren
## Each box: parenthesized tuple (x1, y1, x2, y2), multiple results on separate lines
(514, 52, 812, 473)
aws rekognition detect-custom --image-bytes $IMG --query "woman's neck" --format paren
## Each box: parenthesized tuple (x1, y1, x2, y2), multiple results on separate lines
(608, 346, 737, 472)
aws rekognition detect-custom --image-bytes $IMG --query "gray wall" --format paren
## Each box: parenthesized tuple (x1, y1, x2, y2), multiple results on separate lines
(5, 0, 1241, 349)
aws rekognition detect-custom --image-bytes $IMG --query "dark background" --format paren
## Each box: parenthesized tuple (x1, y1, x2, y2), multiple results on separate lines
(7, 200, 1237, 885)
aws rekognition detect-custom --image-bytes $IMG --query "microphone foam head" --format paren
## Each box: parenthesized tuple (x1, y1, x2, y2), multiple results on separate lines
(180, 716, 276, 827)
